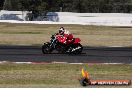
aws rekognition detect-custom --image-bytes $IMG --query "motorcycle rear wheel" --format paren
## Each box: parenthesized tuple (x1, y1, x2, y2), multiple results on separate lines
(76, 43, 83, 54)
(67, 43, 83, 54)
(68, 43, 83, 54)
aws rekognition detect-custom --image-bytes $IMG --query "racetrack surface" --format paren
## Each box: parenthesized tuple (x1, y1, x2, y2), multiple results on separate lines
(0, 45, 132, 64)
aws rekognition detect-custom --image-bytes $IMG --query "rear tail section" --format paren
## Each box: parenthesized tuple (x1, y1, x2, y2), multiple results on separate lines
(74, 38, 81, 43)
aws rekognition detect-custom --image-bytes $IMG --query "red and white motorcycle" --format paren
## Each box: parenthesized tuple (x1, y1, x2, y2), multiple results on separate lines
(42, 33, 83, 54)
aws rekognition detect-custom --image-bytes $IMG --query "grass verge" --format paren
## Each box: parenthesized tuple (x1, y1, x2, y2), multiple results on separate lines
(0, 23, 132, 46)
(0, 63, 131, 88)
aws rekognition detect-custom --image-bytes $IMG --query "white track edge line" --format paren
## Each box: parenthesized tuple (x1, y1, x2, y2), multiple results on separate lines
(0, 61, 131, 65)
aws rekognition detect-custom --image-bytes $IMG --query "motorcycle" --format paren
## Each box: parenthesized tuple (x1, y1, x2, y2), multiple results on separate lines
(42, 34, 83, 54)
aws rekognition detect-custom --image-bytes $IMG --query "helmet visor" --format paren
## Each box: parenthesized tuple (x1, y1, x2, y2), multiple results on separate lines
(59, 30, 62, 33)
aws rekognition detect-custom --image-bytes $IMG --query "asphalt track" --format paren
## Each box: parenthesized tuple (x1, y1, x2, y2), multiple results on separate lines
(0, 45, 132, 64)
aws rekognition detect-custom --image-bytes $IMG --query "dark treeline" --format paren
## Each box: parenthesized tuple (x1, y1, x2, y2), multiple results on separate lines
(0, 0, 132, 13)
(0, 0, 4, 10)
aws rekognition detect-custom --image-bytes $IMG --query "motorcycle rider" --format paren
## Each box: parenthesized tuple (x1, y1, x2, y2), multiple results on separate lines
(56, 27, 74, 45)
(42, 27, 83, 54)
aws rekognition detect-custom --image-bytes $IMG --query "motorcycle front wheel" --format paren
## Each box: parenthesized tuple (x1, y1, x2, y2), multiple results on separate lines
(42, 42, 52, 54)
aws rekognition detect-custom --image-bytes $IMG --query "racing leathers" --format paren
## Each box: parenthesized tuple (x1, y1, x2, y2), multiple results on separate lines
(56, 30, 73, 45)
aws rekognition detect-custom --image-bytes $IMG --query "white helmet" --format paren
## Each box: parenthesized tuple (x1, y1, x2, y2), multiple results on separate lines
(59, 27, 65, 34)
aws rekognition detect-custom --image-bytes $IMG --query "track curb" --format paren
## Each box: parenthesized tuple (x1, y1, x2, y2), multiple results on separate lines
(0, 61, 131, 65)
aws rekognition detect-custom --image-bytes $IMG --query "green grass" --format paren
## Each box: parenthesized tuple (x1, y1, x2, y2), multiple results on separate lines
(0, 23, 132, 46)
(0, 63, 131, 88)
